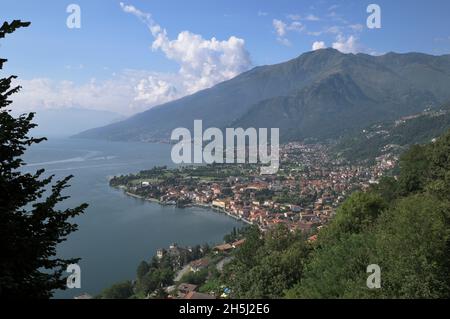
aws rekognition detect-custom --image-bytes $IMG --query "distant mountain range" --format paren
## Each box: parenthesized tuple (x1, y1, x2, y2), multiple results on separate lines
(75, 48, 450, 142)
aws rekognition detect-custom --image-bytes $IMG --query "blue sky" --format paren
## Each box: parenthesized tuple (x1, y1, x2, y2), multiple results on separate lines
(1, 0, 450, 115)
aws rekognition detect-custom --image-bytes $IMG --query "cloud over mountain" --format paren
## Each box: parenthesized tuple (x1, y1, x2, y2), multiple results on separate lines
(12, 3, 252, 116)
(76, 49, 450, 143)
(312, 41, 327, 50)
(332, 35, 360, 54)
(120, 2, 252, 94)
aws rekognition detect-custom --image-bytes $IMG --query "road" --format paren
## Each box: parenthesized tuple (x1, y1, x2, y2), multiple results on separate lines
(216, 257, 234, 272)
(174, 264, 191, 282)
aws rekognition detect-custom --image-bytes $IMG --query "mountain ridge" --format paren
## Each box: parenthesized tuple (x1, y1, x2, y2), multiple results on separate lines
(75, 48, 450, 142)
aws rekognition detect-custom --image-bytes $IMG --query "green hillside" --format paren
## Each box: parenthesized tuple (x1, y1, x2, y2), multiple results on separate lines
(333, 103, 450, 162)
(222, 129, 450, 298)
(76, 49, 450, 142)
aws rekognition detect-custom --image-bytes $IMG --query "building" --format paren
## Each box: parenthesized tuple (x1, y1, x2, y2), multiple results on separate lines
(156, 249, 165, 259)
(178, 283, 198, 295)
(214, 243, 233, 253)
(232, 239, 246, 248)
(212, 200, 227, 209)
(190, 259, 209, 272)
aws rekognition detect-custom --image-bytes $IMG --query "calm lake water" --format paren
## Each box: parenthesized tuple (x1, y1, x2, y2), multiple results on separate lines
(21, 138, 243, 299)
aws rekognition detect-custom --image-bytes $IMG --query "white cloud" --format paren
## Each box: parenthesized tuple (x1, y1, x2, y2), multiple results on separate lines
(305, 14, 320, 21)
(287, 14, 301, 21)
(349, 24, 364, 32)
(332, 35, 360, 54)
(277, 37, 292, 46)
(151, 31, 251, 94)
(312, 41, 327, 51)
(13, 3, 253, 116)
(119, 2, 151, 23)
(273, 18, 304, 46)
(288, 21, 304, 32)
(13, 77, 127, 115)
(270, 6, 372, 54)
(327, 26, 342, 34)
(329, 28, 376, 55)
(134, 76, 178, 105)
(273, 19, 287, 37)
(122, 2, 252, 94)
(11, 70, 179, 115)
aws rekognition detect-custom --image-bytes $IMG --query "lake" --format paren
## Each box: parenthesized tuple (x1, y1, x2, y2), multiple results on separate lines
(21, 138, 243, 299)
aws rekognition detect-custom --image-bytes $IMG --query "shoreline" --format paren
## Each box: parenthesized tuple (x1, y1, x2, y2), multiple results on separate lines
(123, 190, 252, 226)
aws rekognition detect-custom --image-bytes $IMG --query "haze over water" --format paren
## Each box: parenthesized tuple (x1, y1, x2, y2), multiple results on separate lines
(21, 138, 243, 299)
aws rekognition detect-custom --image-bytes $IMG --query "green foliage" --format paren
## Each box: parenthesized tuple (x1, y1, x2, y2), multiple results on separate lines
(0, 21, 87, 299)
(224, 225, 310, 298)
(179, 268, 209, 286)
(285, 130, 450, 299)
(0, 20, 30, 39)
(232, 226, 264, 269)
(427, 131, 450, 201)
(286, 233, 376, 299)
(198, 278, 222, 295)
(371, 176, 400, 204)
(135, 266, 174, 296)
(374, 195, 450, 298)
(226, 129, 450, 299)
(223, 226, 248, 244)
(318, 192, 386, 244)
(397, 144, 430, 194)
(136, 261, 150, 281)
(334, 104, 450, 163)
(99, 281, 134, 299)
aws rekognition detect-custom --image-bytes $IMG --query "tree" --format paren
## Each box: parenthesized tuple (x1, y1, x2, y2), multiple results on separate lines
(375, 195, 450, 298)
(179, 268, 209, 286)
(427, 131, 450, 201)
(224, 226, 310, 298)
(232, 226, 263, 269)
(286, 233, 377, 299)
(220, 130, 450, 299)
(99, 281, 134, 299)
(136, 261, 150, 281)
(397, 144, 430, 195)
(0, 20, 88, 299)
(318, 192, 386, 245)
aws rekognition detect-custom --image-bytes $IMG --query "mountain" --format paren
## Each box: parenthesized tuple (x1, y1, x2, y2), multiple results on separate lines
(28, 108, 124, 138)
(333, 102, 450, 163)
(75, 49, 450, 142)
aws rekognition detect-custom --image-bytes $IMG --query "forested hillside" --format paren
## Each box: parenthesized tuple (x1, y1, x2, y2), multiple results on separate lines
(333, 103, 450, 163)
(223, 129, 450, 298)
